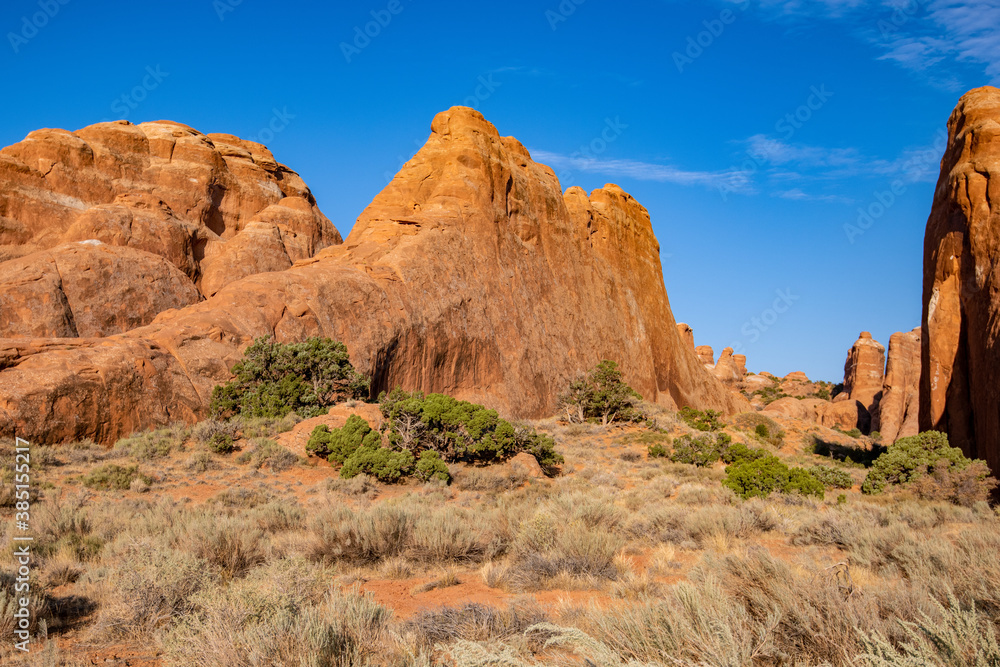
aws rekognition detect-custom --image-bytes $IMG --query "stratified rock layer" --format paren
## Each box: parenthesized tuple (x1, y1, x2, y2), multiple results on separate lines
(874, 327, 921, 443)
(921, 86, 1000, 472)
(0, 107, 746, 444)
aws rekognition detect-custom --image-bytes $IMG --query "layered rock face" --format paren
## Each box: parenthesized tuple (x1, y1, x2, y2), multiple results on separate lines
(921, 86, 1000, 472)
(0, 120, 340, 337)
(874, 327, 921, 443)
(0, 107, 746, 445)
(696, 345, 715, 367)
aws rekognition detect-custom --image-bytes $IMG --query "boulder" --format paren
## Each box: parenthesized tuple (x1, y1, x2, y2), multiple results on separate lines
(0, 107, 748, 445)
(696, 345, 715, 366)
(872, 327, 921, 443)
(0, 242, 200, 337)
(784, 371, 809, 382)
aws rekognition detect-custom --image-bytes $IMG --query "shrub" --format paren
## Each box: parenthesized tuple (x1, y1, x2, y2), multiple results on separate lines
(210, 337, 369, 420)
(861, 431, 989, 497)
(908, 459, 998, 506)
(415, 450, 451, 484)
(808, 464, 854, 489)
(723, 456, 824, 500)
(558, 360, 643, 425)
(237, 438, 298, 472)
(678, 407, 726, 432)
(648, 442, 670, 459)
(754, 424, 769, 439)
(379, 389, 562, 471)
(733, 412, 785, 447)
(193, 418, 241, 454)
(306, 416, 381, 463)
(114, 425, 187, 460)
(721, 443, 767, 465)
(671, 433, 727, 467)
(340, 445, 414, 483)
(80, 464, 151, 491)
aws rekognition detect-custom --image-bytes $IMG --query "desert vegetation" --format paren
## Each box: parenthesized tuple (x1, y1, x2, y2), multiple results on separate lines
(3, 391, 999, 666)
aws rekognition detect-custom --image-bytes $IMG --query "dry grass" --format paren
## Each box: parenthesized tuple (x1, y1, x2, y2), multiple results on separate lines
(5, 413, 1000, 666)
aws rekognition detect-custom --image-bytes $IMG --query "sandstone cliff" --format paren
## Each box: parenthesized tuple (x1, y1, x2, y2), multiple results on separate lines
(921, 86, 1000, 473)
(0, 108, 747, 445)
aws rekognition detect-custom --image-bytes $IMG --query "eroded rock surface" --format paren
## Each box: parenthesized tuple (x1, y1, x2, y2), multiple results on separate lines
(0, 107, 747, 444)
(920, 86, 1000, 472)
(874, 327, 921, 443)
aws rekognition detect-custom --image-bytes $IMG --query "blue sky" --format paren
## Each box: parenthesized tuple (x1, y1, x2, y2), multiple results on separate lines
(2, 0, 997, 382)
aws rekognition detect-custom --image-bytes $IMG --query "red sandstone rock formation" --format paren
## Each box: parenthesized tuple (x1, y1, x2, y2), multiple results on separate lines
(676, 323, 695, 351)
(713, 347, 743, 384)
(696, 345, 715, 367)
(0, 107, 747, 444)
(0, 241, 200, 338)
(873, 327, 921, 443)
(733, 354, 747, 376)
(0, 120, 339, 301)
(921, 86, 1000, 472)
(844, 332, 885, 413)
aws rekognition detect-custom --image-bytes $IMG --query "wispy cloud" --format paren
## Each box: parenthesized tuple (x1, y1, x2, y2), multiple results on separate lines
(748, 0, 1000, 85)
(773, 188, 852, 203)
(530, 150, 755, 192)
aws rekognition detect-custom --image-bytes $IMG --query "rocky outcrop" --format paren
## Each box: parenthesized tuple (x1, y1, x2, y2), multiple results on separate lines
(733, 354, 747, 376)
(0, 107, 747, 445)
(696, 346, 715, 367)
(676, 323, 695, 351)
(784, 371, 809, 382)
(0, 241, 200, 338)
(0, 120, 339, 302)
(921, 86, 1000, 472)
(844, 332, 885, 414)
(713, 347, 744, 384)
(873, 327, 921, 443)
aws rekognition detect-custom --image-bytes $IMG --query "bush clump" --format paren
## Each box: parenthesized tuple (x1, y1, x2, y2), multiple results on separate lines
(648, 442, 670, 458)
(558, 360, 643, 425)
(721, 442, 768, 465)
(340, 445, 415, 483)
(380, 389, 562, 471)
(678, 407, 726, 432)
(808, 464, 854, 489)
(861, 431, 996, 503)
(210, 337, 369, 420)
(307, 415, 381, 464)
(723, 456, 824, 500)
(670, 433, 727, 467)
(415, 450, 451, 484)
(81, 464, 152, 491)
